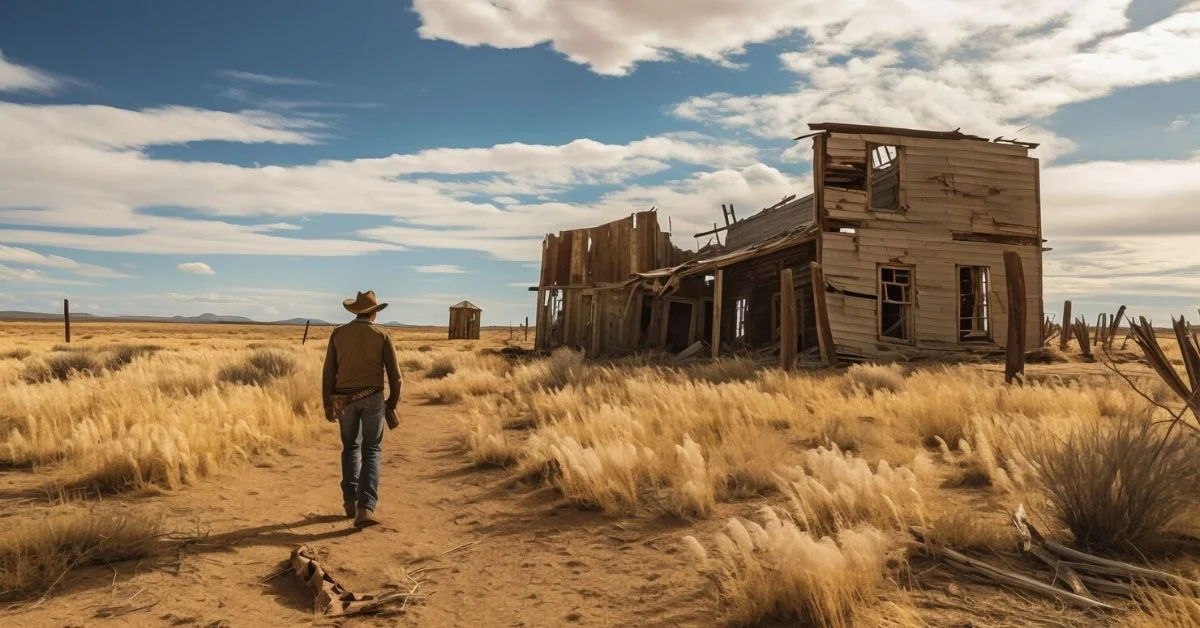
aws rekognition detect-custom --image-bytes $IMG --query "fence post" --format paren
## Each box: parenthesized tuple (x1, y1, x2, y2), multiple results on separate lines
(302, 320, 310, 345)
(64, 299, 71, 344)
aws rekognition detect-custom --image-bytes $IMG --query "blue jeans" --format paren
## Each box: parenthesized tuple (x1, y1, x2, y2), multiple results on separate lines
(338, 391, 385, 511)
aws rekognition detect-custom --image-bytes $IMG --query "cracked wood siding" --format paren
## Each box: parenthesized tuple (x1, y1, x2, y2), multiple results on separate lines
(818, 131, 1043, 357)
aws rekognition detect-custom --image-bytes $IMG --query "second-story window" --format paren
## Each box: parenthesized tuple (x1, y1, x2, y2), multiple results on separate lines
(868, 144, 901, 210)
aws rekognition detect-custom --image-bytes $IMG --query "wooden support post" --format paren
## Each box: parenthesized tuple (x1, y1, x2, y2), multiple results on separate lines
(63, 299, 71, 344)
(779, 268, 797, 370)
(590, 295, 602, 357)
(809, 262, 836, 367)
(710, 270, 724, 359)
(1059, 300, 1072, 350)
(524, 316, 529, 342)
(534, 288, 547, 350)
(1003, 251, 1027, 384)
(302, 320, 310, 345)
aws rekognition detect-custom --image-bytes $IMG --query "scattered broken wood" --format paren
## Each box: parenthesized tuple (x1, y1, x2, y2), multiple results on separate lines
(910, 527, 1114, 611)
(912, 506, 1199, 613)
(288, 544, 421, 617)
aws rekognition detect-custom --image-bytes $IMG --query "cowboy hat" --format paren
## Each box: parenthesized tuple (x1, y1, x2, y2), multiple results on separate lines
(343, 290, 388, 315)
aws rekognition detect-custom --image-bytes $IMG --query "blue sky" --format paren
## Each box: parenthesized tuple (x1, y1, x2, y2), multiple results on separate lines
(0, 0, 1198, 325)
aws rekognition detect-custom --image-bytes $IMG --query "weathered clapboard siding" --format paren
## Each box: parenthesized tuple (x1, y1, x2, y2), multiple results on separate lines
(726, 195, 814, 249)
(820, 228, 1042, 356)
(815, 128, 1043, 359)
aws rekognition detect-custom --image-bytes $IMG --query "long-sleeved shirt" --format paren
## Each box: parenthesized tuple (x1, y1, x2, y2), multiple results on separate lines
(322, 319, 403, 411)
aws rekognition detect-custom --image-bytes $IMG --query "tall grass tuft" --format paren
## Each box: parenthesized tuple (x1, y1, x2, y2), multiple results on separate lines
(218, 349, 297, 386)
(1027, 415, 1200, 552)
(0, 510, 162, 599)
(426, 357, 457, 380)
(2, 348, 31, 360)
(684, 509, 893, 627)
(22, 351, 103, 383)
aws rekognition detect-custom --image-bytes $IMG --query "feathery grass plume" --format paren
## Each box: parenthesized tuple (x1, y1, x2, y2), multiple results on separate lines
(777, 445, 927, 536)
(461, 410, 519, 467)
(0, 510, 162, 599)
(424, 369, 507, 404)
(688, 508, 893, 627)
(842, 362, 906, 394)
(1026, 414, 1200, 552)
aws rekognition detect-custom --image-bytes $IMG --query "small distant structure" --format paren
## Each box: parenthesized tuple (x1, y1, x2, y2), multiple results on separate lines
(448, 301, 482, 340)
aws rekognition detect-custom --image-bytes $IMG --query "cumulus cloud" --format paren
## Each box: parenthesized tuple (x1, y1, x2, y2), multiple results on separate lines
(0, 99, 766, 258)
(177, 262, 215, 275)
(413, 264, 468, 274)
(417, 1, 1199, 164)
(0, 50, 62, 92)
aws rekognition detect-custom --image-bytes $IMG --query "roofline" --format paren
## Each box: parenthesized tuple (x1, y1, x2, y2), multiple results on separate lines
(806, 122, 992, 143)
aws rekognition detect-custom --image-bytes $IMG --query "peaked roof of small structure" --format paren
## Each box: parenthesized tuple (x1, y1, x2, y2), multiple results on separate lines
(449, 300, 481, 310)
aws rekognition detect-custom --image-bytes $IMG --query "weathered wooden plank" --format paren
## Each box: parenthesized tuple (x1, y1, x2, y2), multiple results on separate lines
(810, 262, 836, 366)
(1004, 251, 1027, 383)
(780, 268, 797, 370)
(711, 269, 724, 358)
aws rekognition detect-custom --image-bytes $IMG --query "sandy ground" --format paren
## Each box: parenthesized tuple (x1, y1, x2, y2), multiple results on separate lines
(1, 397, 718, 628)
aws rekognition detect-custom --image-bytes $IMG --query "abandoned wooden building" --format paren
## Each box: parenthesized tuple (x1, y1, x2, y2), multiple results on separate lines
(448, 300, 482, 340)
(531, 122, 1045, 364)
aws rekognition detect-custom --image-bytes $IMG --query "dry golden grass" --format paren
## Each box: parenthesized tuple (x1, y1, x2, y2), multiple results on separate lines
(0, 508, 162, 599)
(0, 322, 515, 494)
(683, 509, 896, 627)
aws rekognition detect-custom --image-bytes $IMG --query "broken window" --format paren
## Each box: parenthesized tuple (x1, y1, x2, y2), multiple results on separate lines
(879, 265, 913, 343)
(958, 266, 991, 342)
(868, 144, 901, 210)
(734, 297, 748, 340)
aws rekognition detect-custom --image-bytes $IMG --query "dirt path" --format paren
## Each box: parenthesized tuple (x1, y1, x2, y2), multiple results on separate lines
(3, 399, 712, 628)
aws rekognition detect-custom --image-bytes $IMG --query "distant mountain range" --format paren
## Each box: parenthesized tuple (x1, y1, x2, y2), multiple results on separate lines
(0, 310, 420, 327)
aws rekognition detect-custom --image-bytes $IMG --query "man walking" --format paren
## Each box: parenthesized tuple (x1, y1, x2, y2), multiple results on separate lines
(323, 290, 402, 528)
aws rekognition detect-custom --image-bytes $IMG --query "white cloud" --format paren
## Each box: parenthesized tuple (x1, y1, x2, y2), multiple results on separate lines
(0, 264, 96, 286)
(0, 245, 134, 279)
(677, 3, 1198, 162)
(0, 100, 764, 258)
(1166, 114, 1198, 132)
(177, 262, 215, 275)
(413, 264, 468, 274)
(215, 70, 326, 87)
(0, 50, 61, 93)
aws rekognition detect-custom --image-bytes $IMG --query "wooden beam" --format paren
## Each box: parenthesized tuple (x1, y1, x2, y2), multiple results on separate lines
(589, 293, 602, 357)
(779, 268, 797, 370)
(1003, 251, 1027, 384)
(534, 288, 548, 350)
(1059, 300, 1072, 350)
(711, 270, 724, 359)
(809, 262, 836, 367)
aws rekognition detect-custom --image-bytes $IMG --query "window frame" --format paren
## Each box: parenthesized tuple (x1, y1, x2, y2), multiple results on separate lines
(866, 143, 904, 212)
(956, 265, 993, 343)
(877, 264, 915, 345)
(733, 296, 749, 341)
